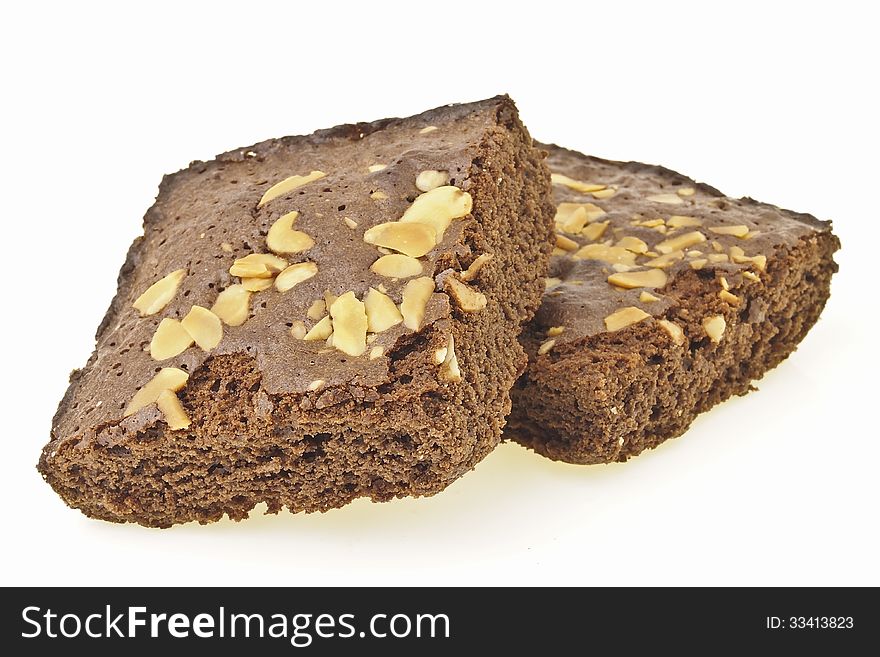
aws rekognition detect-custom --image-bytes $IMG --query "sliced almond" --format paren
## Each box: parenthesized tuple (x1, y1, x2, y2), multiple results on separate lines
(364, 287, 403, 333)
(400, 277, 434, 330)
(551, 173, 606, 194)
(416, 170, 450, 192)
(306, 299, 326, 321)
(655, 231, 707, 254)
(124, 368, 189, 417)
(258, 170, 326, 207)
(617, 236, 649, 253)
(289, 320, 307, 339)
(230, 253, 288, 279)
(707, 253, 730, 263)
(400, 186, 472, 242)
(343, 217, 358, 229)
(370, 191, 389, 200)
(181, 306, 223, 351)
(677, 187, 696, 197)
(444, 277, 487, 312)
(419, 125, 438, 134)
(592, 188, 616, 199)
(363, 221, 437, 257)
(367, 163, 387, 173)
(156, 390, 191, 431)
(719, 290, 740, 305)
(274, 261, 318, 292)
(329, 291, 367, 357)
(640, 291, 660, 303)
(545, 277, 562, 290)
(149, 318, 194, 361)
(211, 284, 251, 326)
(703, 315, 726, 343)
(133, 269, 187, 316)
(460, 253, 493, 282)
(729, 246, 767, 271)
(304, 315, 332, 341)
(323, 290, 338, 308)
(555, 202, 606, 231)
(537, 338, 556, 355)
(556, 234, 579, 251)
(709, 225, 750, 238)
(581, 221, 610, 241)
(369, 346, 385, 360)
(742, 271, 761, 282)
(658, 319, 685, 345)
(438, 334, 462, 382)
(220, 242, 234, 253)
(667, 215, 702, 228)
(241, 277, 274, 292)
(604, 307, 651, 332)
(644, 250, 684, 268)
(267, 211, 314, 255)
(690, 258, 708, 270)
(608, 268, 668, 289)
(547, 326, 565, 336)
(370, 254, 423, 278)
(573, 243, 637, 266)
(646, 193, 684, 205)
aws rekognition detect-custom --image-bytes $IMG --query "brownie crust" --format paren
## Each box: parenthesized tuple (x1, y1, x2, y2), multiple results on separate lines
(508, 144, 839, 464)
(40, 97, 555, 526)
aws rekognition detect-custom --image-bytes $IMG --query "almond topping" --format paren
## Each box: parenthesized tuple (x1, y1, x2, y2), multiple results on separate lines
(400, 186, 472, 242)
(367, 164, 387, 173)
(729, 246, 767, 271)
(551, 173, 606, 194)
(556, 234, 580, 251)
(574, 244, 638, 266)
(646, 193, 684, 205)
(267, 211, 315, 255)
(719, 290, 740, 305)
(444, 277, 487, 312)
(640, 291, 660, 303)
(230, 253, 288, 279)
(258, 170, 326, 207)
(220, 242, 234, 253)
(124, 368, 189, 417)
(156, 390, 190, 430)
(547, 326, 565, 337)
(306, 299, 326, 321)
(304, 316, 332, 341)
(370, 191, 389, 200)
(241, 277, 274, 292)
(308, 379, 325, 391)
(370, 254, 423, 278)
(604, 307, 651, 332)
(364, 287, 403, 333)
(608, 268, 668, 289)
(709, 225, 750, 238)
(655, 231, 707, 254)
(677, 187, 696, 197)
(555, 202, 606, 230)
(400, 277, 435, 330)
(369, 346, 385, 360)
(343, 217, 358, 229)
(329, 291, 367, 357)
(690, 259, 708, 270)
(181, 306, 223, 351)
(419, 126, 438, 134)
(592, 188, 616, 199)
(742, 271, 761, 282)
(133, 269, 187, 316)
(460, 253, 493, 282)
(617, 236, 649, 254)
(644, 251, 684, 268)
(720, 276, 730, 291)
(275, 261, 318, 292)
(545, 277, 562, 290)
(581, 221, 610, 241)
(658, 319, 685, 345)
(289, 320, 307, 339)
(150, 318, 193, 361)
(416, 170, 450, 192)
(667, 215, 702, 228)
(707, 253, 730, 263)
(363, 221, 437, 257)
(703, 315, 726, 343)
(537, 339, 556, 355)
(211, 284, 251, 326)
(439, 334, 462, 382)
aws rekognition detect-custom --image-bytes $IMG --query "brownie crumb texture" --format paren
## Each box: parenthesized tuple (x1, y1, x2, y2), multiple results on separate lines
(508, 145, 839, 464)
(39, 97, 554, 527)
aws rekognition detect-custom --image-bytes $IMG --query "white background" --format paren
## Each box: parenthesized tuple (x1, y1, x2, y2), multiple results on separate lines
(1, 1, 877, 587)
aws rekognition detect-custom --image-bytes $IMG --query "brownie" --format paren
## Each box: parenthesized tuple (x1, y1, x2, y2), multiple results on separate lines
(39, 96, 555, 527)
(508, 144, 839, 464)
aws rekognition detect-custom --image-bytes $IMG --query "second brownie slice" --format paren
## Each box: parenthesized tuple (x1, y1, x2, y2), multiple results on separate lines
(40, 96, 554, 527)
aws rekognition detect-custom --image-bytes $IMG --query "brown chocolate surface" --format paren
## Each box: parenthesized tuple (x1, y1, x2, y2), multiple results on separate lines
(39, 96, 555, 526)
(508, 144, 839, 464)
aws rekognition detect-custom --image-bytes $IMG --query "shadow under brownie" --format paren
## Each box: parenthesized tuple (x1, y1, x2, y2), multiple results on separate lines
(508, 144, 839, 464)
(39, 96, 555, 527)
